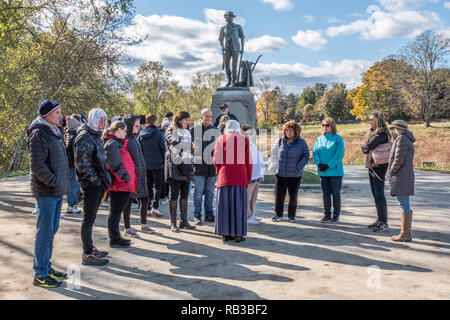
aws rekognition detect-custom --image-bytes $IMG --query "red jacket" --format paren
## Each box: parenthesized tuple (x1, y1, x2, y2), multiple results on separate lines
(214, 133, 252, 188)
(104, 134, 137, 193)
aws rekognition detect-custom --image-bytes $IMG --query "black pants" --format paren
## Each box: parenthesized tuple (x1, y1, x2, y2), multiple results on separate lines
(147, 169, 163, 209)
(161, 181, 169, 199)
(275, 176, 302, 218)
(369, 167, 388, 223)
(169, 179, 189, 201)
(123, 196, 149, 228)
(81, 184, 104, 255)
(108, 191, 131, 243)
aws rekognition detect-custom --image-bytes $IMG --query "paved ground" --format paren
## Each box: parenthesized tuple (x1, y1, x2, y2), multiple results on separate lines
(0, 166, 449, 300)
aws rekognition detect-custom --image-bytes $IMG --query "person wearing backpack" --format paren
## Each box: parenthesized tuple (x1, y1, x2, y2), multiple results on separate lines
(362, 111, 392, 232)
(104, 121, 137, 248)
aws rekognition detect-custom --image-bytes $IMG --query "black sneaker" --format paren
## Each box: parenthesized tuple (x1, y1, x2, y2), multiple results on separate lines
(321, 215, 332, 223)
(373, 222, 389, 233)
(204, 215, 215, 223)
(368, 220, 379, 229)
(33, 276, 62, 288)
(92, 247, 109, 258)
(194, 217, 202, 225)
(330, 216, 340, 224)
(82, 253, 109, 266)
(288, 217, 297, 223)
(49, 268, 68, 280)
(110, 239, 131, 248)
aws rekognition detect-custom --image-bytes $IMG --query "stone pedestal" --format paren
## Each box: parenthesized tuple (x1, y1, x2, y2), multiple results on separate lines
(211, 87, 256, 128)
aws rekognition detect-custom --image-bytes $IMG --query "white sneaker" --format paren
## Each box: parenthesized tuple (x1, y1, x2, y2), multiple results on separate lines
(124, 228, 139, 238)
(101, 201, 109, 207)
(247, 216, 260, 225)
(72, 205, 81, 214)
(254, 216, 262, 221)
(150, 208, 163, 217)
(66, 206, 75, 214)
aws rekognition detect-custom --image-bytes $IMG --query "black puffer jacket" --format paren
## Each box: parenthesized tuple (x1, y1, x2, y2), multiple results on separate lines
(124, 115, 148, 199)
(138, 125, 165, 170)
(64, 128, 77, 168)
(190, 124, 220, 177)
(74, 124, 111, 190)
(362, 127, 390, 168)
(27, 118, 70, 198)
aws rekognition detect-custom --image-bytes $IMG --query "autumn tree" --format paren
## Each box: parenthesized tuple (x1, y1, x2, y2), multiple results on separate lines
(399, 30, 450, 127)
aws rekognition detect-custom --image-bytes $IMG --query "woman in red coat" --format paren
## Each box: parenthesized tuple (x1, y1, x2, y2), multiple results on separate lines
(103, 121, 137, 248)
(213, 120, 252, 243)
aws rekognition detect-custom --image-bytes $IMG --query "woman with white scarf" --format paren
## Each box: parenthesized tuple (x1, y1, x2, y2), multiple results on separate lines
(164, 111, 196, 232)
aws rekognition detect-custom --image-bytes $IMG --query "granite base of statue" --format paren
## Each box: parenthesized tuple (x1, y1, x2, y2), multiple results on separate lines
(211, 86, 256, 129)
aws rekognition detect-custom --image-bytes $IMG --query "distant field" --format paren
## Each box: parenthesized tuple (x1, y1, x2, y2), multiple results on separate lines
(299, 121, 450, 172)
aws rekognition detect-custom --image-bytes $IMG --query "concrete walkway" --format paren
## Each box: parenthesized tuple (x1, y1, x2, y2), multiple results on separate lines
(0, 166, 449, 300)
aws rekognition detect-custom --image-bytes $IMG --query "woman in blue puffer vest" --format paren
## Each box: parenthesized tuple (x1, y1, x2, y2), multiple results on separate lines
(313, 117, 345, 224)
(269, 121, 310, 223)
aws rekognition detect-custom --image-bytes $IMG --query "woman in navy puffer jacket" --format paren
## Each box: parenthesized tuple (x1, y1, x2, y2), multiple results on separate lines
(269, 121, 310, 223)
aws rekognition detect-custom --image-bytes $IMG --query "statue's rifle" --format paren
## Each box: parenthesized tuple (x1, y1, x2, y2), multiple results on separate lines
(252, 55, 263, 72)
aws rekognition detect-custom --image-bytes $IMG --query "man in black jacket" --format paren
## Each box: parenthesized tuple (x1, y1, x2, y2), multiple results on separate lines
(138, 114, 166, 217)
(191, 109, 221, 224)
(213, 104, 238, 127)
(28, 99, 70, 288)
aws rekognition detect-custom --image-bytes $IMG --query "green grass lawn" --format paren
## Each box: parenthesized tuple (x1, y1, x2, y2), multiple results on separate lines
(0, 170, 29, 180)
(261, 168, 320, 185)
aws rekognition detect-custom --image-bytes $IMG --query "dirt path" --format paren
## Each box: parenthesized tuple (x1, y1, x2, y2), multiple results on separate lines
(0, 166, 449, 300)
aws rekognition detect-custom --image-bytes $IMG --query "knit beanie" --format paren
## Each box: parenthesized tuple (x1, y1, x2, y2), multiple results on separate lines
(39, 99, 60, 118)
(66, 116, 80, 130)
(87, 108, 107, 132)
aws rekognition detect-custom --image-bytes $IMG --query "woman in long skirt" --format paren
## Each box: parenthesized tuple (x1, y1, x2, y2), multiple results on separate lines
(213, 120, 252, 243)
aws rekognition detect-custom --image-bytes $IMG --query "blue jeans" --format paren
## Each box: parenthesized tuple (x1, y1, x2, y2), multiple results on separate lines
(33, 196, 63, 278)
(67, 168, 79, 207)
(320, 176, 343, 218)
(368, 167, 388, 223)
(397, 195, 412, 213)
(193, 175, 217, 218)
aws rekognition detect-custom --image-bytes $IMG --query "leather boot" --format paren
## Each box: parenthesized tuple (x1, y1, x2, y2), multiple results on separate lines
(392, 211, 412, 242)
(179, 199, 196, 230)
(169, 200, 179, 232)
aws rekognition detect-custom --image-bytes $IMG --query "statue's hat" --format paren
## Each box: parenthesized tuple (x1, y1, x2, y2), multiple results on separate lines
(224, 11, 236, 18)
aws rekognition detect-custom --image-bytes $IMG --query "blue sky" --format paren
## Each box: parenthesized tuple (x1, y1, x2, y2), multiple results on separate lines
(123, 0, 450, 93)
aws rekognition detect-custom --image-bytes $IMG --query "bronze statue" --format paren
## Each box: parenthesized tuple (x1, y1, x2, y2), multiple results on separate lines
(219, 11, 245, 87)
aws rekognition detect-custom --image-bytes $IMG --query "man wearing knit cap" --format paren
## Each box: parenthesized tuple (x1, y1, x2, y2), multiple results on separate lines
(27, 99, 70, 288)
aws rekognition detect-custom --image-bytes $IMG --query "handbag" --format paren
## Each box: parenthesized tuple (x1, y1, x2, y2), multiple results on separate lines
(370, 142, 392, 166)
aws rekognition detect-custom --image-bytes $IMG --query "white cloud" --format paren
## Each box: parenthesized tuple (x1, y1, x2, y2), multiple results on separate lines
(328, 17, 343, 24)
(445, 2, 450, 9)
(376, 0, 438, 12)
(302, 15, 315, 23)
(326, 7, 438, 39)
(254, 59, 372, 91)
(259, 0, 294, 11)
(291, 30, 328, 51)
(246, 35, 288, 53)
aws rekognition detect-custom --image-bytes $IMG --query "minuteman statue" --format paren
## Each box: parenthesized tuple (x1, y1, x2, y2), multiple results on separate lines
(219, 11, 245, 87)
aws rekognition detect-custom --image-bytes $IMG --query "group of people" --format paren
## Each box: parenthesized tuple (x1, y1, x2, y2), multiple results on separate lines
(28, 99, 416, 289)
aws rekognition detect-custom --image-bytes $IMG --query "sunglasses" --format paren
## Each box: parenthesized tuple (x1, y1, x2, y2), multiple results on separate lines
(322, 124, 330, 127)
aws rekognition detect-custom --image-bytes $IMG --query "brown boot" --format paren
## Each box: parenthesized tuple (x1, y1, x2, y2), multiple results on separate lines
(392, 211, 412, 242)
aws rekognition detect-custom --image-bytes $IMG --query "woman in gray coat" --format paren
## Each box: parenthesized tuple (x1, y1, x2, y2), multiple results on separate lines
(387, 120, 416, 242)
